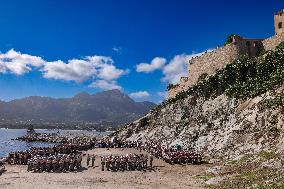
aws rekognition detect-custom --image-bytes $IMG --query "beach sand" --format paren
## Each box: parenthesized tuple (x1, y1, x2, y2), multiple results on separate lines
(0, 148, 209, 189)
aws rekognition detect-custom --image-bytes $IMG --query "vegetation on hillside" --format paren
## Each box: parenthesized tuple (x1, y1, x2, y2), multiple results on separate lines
(157, 41, 284, 109)
(206, 152, 284, 189)
(262, 94, 284, 112)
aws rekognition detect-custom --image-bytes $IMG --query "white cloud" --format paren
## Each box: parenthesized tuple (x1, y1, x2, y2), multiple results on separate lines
(0, 49, 128, 91)
(0, 49, 45, 75)
(42, 59, 97, 82)
(88, 80, 122, 91)
(135, 49, 214, 84)
(97, 64, 129, 81)
(161, 49, 214, 84)
(136, 57, 166, 73)
(161, 54, 190, 84)
(42, 55, 128, 83)
(129, 91, 150, 99)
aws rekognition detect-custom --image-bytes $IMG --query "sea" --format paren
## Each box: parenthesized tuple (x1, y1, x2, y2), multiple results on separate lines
(0, 128, 110, 158)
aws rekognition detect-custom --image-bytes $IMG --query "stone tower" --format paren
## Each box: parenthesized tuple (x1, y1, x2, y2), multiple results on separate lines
(275, 9, 284, 35)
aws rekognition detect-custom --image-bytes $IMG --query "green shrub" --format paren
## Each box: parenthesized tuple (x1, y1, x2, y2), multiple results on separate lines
(224, 34, 242, 46)
(258, 151, 276, 160)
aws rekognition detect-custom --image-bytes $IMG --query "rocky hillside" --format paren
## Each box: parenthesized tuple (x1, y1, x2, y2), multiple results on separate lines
(0, 89, 155, 127)
(113, 42, 284, 161)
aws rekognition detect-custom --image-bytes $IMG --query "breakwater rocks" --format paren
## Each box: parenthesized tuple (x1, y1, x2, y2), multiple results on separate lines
(16, 132, 97, 144)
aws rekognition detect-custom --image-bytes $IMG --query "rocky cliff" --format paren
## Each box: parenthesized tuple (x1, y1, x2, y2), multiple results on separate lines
(113, 42, 284, 161)
(114, 89, 284, 160)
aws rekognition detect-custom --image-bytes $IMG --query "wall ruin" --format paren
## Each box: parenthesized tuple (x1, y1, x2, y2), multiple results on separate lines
(168, 37, 264, 98)
(263, 33, 284, 51)
(274, 9, 284, 35)
(168, 9, 284, 99)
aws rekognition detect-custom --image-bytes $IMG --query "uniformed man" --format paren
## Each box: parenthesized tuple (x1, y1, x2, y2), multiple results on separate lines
(27, 159, 32, 172)
(111, 158, 115, 171)
(65, 157, 70, 171)
(106, 158, 110, 171)
(149, 155, 153, 168)
(52, 158, 58, 172)
(46, 158, 51, 172)
(87, 154, 90, 167)
(35, 158, 40, 172)
(101, 157, 105, 171)
(91, 155, 95, 167)
(59, 158, 64, 172)
(70, 157, 75, 172)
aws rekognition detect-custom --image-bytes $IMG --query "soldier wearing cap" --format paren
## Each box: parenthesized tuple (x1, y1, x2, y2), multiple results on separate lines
(52, 157, 58, 172)
(86, 154, 90, 167)
(91, 155, 96, 167)
(149, 155, 153, 168)
(101, 157, 105, 171)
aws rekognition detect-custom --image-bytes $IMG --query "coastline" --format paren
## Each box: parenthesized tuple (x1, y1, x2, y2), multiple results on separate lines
(0, 129, 110, 158)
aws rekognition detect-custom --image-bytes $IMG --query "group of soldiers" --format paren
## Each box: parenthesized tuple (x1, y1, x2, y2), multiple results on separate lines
(96, 138, 202, 166)
(7, 142, 94, 166)
(6, 141, 95, 173)
(6, 134, 203, 174)
(95, 140, 139, 149)
(27, 153, 82, 173)
(100, 153, 153, 172)
(141, 141, 202, 165)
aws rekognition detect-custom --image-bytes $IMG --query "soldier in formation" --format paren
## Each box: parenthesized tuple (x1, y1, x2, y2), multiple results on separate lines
(7, 142, 94, 165)
(96, 139, 201, 165)
(27, 153, 82, 173)
(91, 155, 96, 167)
(100, 154, 148, 172)
(141, 141, 202, 165)
(86, 154, 90, 167)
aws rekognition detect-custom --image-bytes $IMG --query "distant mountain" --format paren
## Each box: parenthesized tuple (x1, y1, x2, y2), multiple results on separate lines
(0, 90, 156, 128)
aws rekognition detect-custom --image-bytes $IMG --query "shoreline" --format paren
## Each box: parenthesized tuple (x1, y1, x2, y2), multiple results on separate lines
(0, 130, 102, 159)
(0, 128, 115, 132)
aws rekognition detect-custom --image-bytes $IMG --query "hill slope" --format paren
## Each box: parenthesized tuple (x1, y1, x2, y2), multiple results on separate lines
(113, 42, 284, 160)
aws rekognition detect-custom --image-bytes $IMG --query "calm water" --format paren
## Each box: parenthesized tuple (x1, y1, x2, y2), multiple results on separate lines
(0, 129, 110, 157)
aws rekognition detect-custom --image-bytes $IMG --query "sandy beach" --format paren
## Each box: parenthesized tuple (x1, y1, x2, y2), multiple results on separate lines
(0, 148, 209, 189)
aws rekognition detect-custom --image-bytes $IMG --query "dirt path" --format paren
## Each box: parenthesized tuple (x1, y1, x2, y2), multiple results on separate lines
(0, 148, 210, 189)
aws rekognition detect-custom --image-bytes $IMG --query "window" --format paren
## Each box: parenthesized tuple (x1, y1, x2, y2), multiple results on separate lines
(279, 22, 283, 29)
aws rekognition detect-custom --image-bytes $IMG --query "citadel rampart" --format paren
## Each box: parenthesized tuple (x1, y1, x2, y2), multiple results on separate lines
(263, 33, 284, 51)
(168, 9, 284, 99)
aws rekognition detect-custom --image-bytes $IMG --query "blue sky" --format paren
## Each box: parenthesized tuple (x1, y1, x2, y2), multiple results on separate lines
(0, 0, 283, 103)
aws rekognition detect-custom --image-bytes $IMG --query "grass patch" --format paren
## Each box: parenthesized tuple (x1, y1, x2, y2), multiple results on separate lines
(213, 168, 284, 189)
(258, 151, 276, 161)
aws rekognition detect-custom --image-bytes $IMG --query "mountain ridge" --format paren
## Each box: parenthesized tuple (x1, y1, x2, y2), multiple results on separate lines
(0, 89, 156, 128)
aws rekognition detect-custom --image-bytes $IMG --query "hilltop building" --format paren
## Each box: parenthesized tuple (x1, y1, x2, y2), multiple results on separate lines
(168, 9, 284, 98)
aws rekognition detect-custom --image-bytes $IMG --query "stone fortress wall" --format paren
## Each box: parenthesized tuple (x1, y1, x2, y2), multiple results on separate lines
(275, 9, 284, 35)
(168, 9, 284, 99)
